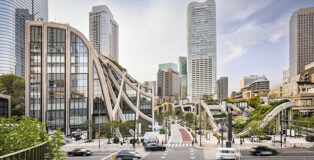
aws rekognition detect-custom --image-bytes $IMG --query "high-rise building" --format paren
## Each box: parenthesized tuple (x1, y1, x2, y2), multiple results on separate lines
(187, 0, 217, 102)
(283, 69, 290, 84)
(217, 77, 228, 100)
(25, 21, 154, 137)
(178, 56, 187, 98)
(159, 63, 178, 72)
(240, 75, 267, 89)
(89, 5, 119, 62)
(289, 7, 314, 79)
(0, 0, 48, 77)
(157, 68, 181, 99)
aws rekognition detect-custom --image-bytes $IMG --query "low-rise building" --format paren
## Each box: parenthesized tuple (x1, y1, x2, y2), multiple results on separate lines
(0, 94, 11, 118)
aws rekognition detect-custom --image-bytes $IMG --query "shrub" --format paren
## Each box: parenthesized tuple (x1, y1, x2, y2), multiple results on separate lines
(191, 132, 195, 138)
(159, 129, 165, 134)
(84, 140, 94, 143)
(306, 135, 314, 142)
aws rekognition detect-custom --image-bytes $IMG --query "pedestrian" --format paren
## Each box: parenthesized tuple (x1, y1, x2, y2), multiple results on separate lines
(192, 139, 194, 146)
(240, 139, 243, 146)
(284, 137, 286, 143)
(162, 140, 164, 146)
(133, 141, 135, 148)
(232, 138, 235, 144)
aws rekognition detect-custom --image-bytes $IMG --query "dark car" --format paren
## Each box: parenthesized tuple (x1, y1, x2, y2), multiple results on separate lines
(144, 143, 166, 151)
(115, 151, 141, 160)
(250, 146, 278, 156)
(67, 148, 92, 156)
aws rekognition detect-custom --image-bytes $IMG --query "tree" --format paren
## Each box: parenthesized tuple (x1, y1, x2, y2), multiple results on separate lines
(0, 74, 25, 116)
(79, 120, 96, 139)
(0, 116, 64, 159)
(248, 96, 263, 109)
(247, 120, 265, 137)
(136, 118, 147, 134)
(175, 109, 184, 120)
(232, 116, 246, 133)
(120, 121, 132, 141)
(155, 112, 164, 125)
(184, 113, 195, 125)
(103, 122, 113, 143)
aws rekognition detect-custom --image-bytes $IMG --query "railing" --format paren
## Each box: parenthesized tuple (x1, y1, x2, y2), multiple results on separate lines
(0, 142, 49, 160)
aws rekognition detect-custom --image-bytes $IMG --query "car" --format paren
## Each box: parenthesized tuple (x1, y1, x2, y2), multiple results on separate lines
(115, 151, 141, 160)
(144, 143, 166, 151)
(250, 146, 278, 156)
(216, 148, 241, 160)
(67, 148, 92, 156)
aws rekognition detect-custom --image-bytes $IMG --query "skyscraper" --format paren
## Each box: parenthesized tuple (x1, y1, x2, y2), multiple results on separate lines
(159, 63, 178, 72)
(157, 68, 181, 99)
(289, 7, 314, 79)
(187, 0, 217, 102)
(217, 77, 228, 100)
(178, 56, 187, 98)
(0, 0, 48, 77)
(89, 5, 119, 62)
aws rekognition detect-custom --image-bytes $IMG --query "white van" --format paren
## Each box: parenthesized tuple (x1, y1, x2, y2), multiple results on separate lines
(216, 148, 241, 160)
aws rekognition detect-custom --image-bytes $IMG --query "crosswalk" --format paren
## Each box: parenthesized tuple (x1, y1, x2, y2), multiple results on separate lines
(167, 142, 193, 148)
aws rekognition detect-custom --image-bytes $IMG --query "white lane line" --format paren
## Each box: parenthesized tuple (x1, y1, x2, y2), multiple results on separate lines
(190, 156, 195, 159)
(100, 150, 120, 160)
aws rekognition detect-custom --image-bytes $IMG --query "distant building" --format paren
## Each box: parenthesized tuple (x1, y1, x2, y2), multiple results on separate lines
(0, 94, 11, 118)
(0, 0, 48, 77)
(157, 68, 181, 99)
(242, 78, 270, 99)
(89, 5, 119, 62)
(146, 81, 157, 96)
(240, 75, 267, 90)
(289, 7, 314, 78)
(178, 57, 187, 98)
(187, 0, 217, 102)
(230, 91, 236, 100)
(159, 63, 178, 72)
(283, 69, 290, 84)
(216, 77, 228, 100)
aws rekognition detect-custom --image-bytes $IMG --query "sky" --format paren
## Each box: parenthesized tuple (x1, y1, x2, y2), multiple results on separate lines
(49, 0, 314, 95)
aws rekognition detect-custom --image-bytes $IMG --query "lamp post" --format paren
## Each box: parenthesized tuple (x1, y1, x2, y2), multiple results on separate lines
(133, 119, 136, 149)
(199, 100, 202, 147)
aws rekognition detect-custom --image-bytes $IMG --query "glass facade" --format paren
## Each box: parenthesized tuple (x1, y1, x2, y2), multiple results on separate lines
(0, 98, 9, 118)
(178, 56, 187, 98)
(26, 22, 154, 137)
(70, 33, 88, 129)
(93, 65, 109, 124)
(0, 0, 48, 76)
(29, 26, 42, 120)
(46, 27, 66, 131)
(140, 94, 152, 118)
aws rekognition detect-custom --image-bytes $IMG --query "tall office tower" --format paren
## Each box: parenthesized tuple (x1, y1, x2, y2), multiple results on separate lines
(0, 0, 48, 77)
(289, 7, 314, 79)
(178, 56, 187, 98)
(159, 63, 178, 72)
(239, 75, 267, 90)
(187, 0, 217, 102)
(157, 69, 181, 98)
(217, 77, 228, 100)
(89, 5, 119, 62)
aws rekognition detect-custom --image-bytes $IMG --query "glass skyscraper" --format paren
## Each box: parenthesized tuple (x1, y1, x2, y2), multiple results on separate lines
(178, 56, 187, 98)
(89, 5, 119, 62)
(0, 0, 48, 77)
(187, 0, 217, 102)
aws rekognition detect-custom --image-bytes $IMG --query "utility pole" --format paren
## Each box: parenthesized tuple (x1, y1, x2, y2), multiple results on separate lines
(98, 104, 101, 149)
(133, 119, 136, 149)
(199, 101, 202, 147)
(221, 122, 224, 148)
(280, 111, 283, 148)
(194, 106, 197, 143)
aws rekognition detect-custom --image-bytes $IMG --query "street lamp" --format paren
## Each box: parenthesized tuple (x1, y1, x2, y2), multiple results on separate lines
(199, 101, 202, 147)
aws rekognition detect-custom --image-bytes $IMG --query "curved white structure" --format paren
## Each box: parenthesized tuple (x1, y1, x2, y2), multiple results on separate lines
(200, 101, 221, 136)
(239, 101, 296, 135)
(227, 103, 241, 113)
(25, 21, 154, 135)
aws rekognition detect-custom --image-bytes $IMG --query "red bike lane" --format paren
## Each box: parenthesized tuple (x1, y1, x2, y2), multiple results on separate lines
(179, 128, 192, 141)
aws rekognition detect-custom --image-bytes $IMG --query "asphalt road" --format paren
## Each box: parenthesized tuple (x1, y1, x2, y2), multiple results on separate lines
(143, 146, 204, 160)
(65, 150, 118, 160)
(240, 148, 314, 160)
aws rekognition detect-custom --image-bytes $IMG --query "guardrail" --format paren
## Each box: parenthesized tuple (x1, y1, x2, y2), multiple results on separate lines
(0, 142, 49, 160)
